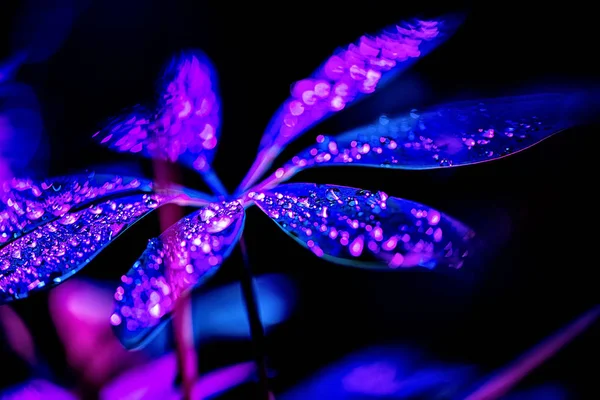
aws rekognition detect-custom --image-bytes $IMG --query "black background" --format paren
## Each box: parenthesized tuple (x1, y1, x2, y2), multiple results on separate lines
(1, 0, 599, 398)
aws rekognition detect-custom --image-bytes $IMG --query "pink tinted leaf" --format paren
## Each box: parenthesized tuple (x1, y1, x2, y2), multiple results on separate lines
(0, 173, 152, 247)
(101, 353, 255, 400)
(0, 190, 172, 304)
(111, 201, 245, 350)
(93, 50, 221, 175)
(251, 183, 474, 270)
(237, 14, 464, 193)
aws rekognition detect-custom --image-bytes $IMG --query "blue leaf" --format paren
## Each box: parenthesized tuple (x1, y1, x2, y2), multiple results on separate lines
(237, 13, 464, 193)
(271, 92, 588, 179)
(0, 191, 169, 304)
(251, 183, 474, 270)
(111, 201, 245, 350)
(92, 51, 222, 176)
(280, 345, 475, 399)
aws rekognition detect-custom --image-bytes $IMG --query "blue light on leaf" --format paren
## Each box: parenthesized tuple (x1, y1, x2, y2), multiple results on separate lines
(251, 183, 474, 270)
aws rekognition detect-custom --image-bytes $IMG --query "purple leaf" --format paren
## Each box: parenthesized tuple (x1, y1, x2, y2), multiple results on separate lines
(93, 50, 221, 174)
(0, 173, 153, 247)
(0, 191, 170, 304)
(237, 14, 464, 193)
(259, 93, 586, 187)
(251, 183, 474, 270)
(111, 201, 245, 350)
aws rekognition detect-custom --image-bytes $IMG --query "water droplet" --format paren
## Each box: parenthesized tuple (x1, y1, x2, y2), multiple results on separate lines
(199, 208, 216, 222)
(26, 207, 45, 220)
(326, 188, 341, 201)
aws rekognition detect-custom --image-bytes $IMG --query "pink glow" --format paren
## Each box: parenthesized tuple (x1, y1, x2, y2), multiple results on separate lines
(49, 279, 147, 389)
(0, 305, 36, 365)
(388, 253, 404, 268)
(349, 235, 364, 257)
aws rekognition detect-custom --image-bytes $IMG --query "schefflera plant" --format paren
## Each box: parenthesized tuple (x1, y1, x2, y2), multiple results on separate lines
(0, 14, 586, 350)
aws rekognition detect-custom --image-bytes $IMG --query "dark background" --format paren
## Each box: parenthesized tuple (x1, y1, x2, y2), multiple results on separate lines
(1, 0, 598, 398)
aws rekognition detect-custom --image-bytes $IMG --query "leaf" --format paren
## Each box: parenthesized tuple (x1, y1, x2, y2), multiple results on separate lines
(0, 191, 169, 304)
(111, 201, 245, 350)
(101, 355, 256, 400)
(92, 50, 221, 174)
(237, 14, 464, 192)
(280, 346, 476, 400)
(251, 183, 474, 270)
(0, 173, 153, 248)
(272, 92, 585, 178)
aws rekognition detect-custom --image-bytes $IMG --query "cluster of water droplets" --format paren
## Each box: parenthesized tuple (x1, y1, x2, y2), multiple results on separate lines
(0, 174, 150, 245)
(251, 183, 474, 270)
(0, 192, 164, 302)
(111, 200, 245, 348)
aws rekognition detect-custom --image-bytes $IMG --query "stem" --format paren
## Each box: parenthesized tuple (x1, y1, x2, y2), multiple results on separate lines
(152, 160, 197, 400)
(173, 292, 197, 400)
(238, 236, 273, 400)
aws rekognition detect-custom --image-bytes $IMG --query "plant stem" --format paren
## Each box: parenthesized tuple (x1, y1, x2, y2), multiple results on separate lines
(152, 160, 198, 400)
(173, 292, 197, 400)
(238, 236, 273, 399)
